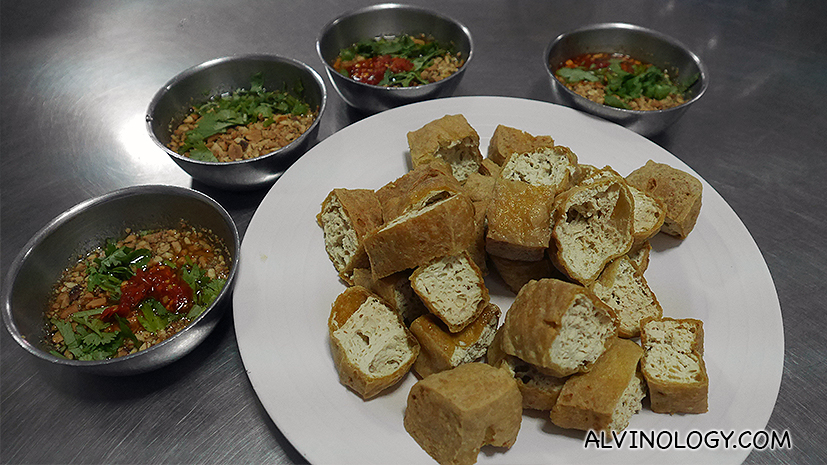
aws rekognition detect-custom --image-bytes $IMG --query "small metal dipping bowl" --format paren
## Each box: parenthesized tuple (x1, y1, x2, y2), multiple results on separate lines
(317, 3, 473, 114)
(545, 23, 708, 137)
(147, 54, 326, 190)
(1, 185, 240, 376)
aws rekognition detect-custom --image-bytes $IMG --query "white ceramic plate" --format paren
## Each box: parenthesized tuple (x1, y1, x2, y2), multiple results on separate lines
(233, 96, 783, 465)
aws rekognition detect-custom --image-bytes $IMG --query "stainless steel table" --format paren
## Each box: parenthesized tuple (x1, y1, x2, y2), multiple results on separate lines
(2, 1, 825, 464)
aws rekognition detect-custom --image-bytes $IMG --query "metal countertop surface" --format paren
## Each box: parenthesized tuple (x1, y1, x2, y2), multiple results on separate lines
(2, 1, 825, 464)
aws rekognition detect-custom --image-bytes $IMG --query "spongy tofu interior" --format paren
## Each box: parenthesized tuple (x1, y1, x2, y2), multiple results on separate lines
(382, 195, 449, 230)
(320, 195, 358, 272)
(413, 254, 484, 327)
(450, 314, 497, 366)
(608, 372, 647, 431)
(447, 306, 498, 366)
(629, 186, 663, 235)
(333, 297, 415, 378)
(556, 182, 629, 280)
(389, 275, 428, 325)
(643, 321, 704, 383)
(412, 305, 499, 378)
(550, 295, 616, 373)
(500, 146, 574, 189)
(437, 138, 481, 183)
(591, 257, 661, 336)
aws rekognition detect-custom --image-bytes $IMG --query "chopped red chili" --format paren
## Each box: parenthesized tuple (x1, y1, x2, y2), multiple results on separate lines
(564, 52, 640, 73)
(345, 55, 415, 85)
(101, 264, 193, 321)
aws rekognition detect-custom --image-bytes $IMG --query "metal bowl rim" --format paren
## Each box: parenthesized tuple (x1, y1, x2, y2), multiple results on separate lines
(146, 54, 327, 167)
(1, 184, 241, 369)
(315, 2, 475, 94)
(543, 22, 709, 115)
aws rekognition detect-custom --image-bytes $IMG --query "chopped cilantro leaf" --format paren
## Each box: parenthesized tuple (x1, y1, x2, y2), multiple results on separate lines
(180, 260, 226, 310)
(555, 67, 600, 83)
(53, 319, 77, 348)
(335, 34, 460, 87)
(136, 299, 173, 334)
(187, 304, 206, 320)
(52, 313, 125, 361)
(603, 94, 630, 109)
(116, 315, 139, 346)
(177, 74, 313, 156)
(187, 143, 220, 162)
(82, 330, 117, 347)
(557, 55, 688, 109)
(87, 243, 150, 297)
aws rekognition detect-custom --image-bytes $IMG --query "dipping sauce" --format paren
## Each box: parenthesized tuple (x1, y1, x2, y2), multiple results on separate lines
(45, 223, 230, 360)
(167, 73, 317, 163)
(345, 55, 416, 86)
(555, 52, 697, 111)
(332, 34, 464, 87)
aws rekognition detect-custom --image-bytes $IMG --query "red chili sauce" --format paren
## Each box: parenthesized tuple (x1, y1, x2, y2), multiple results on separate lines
(341, 55, 414, 85)
(101, 264, 193, 322)
(561, 52, 643, 73)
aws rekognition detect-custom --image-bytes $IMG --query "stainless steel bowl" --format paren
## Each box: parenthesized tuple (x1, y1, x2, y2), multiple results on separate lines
(317, 3, 473, 114)
(1, 185, 240, 376)
(545, 23, 708, 137)
(147, 54, 326, 190)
